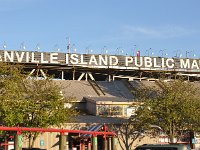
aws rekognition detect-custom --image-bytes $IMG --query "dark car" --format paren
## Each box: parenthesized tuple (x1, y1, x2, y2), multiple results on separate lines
(135, 144, 190, 150)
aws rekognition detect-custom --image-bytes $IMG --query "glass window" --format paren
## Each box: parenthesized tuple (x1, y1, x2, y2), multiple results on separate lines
(97, 105, 123, 117)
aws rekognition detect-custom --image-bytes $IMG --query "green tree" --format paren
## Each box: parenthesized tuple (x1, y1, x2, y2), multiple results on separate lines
(135, 79, 200, 143)
(0, 63, 77, 148)
(111, 119, 145, 150)
(111, 116, 159, 150)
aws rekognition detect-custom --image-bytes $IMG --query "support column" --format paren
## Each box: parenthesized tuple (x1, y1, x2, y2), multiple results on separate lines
(59, 133, 68, 150)
(61, 71, 64, 80)
(88, 140, 91, 150)
(14, 132, 22, 150)
(103, 138, 107, 150)
(108, 137, 112, 150)
(73, 67, 75, 80)
(92, 136, 97, 150)
(66, 133, 69, 150)
(85, 73, 88, 81)
(80, 140, 85, 150)
(112, 137, 118, 150)
(108, 75, 111, 82)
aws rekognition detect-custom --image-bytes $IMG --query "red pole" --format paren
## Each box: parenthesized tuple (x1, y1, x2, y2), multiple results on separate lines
(0, 126, 115, 136)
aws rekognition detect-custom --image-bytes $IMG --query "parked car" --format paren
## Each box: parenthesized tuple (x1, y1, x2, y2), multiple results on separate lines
(135, 144, 190, 150)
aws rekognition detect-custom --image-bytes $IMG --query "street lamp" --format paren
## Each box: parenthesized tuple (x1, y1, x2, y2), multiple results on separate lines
(159, 49, 168, 57)
(185, 50, 195, 58)
(3, 42, 6, 50)
(54, 44, 60, 52)
(36, 43, 40, 52)
(101, 46, 108, 54)
(173, 50, 182, 58)
(20, 42, 26, 50)
(145, 48, 152, 56)
(116, 47, 123, 55)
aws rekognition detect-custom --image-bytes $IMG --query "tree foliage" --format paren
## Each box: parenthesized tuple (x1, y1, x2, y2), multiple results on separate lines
(0, 63, 77, 148)
(135, 79, 200, 142)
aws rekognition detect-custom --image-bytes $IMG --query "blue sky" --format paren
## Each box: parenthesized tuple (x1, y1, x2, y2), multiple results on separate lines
(0, 0, 200, 58)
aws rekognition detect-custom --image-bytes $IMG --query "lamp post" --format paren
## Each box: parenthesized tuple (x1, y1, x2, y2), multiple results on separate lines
(101, 46, 107, 54)
(159, 49, 168, 57)
(36, 43, 40, 52)
(116, 47, 123, 55)
(186, 51, 190, 58)
(145, 48, 152, 56)
(20, 42, 26, 50)
(174, 50, 182, 58)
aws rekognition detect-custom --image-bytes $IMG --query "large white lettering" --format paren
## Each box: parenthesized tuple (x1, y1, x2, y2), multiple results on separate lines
(180, 59, 190, 69)
(125, 57, 133, 66)
(0, 50, 199, 73)
(153, 58, 161, 68)
(15, 51, 25, 62)
(135, 57, 143, 67)
(109, 56, 118, 66)
(50, 53, 58, 64)
(89, 55, 98, 65)
(166, 59, 174, 68)
(70, 54, 79, 64)
(41, 53, 48, 63)
(31, 52, 39, 63)
(99, 55, 108, 66)
(4, 51, 14, 62)
(144, 57, 152, 68)
(191, 60, 199, 69)
(80, 54, 87, 65)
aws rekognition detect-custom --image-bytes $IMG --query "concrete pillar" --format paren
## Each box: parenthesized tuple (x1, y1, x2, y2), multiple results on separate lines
(14, 132, 22, 150)
(108, 75, 111, 82)
(80, 141, 85, 150)
(73, 68, 75, 80)
(59, 133, 68, 150)
(112, 137, 118, 150)
(88, 140, 91, 150)
(92, 136, 97, 150)
(108, 137, 112, 150)
(103, 138, 107, 150)
(85, 73, 88, 81)
(61, 71, 64, 80)
(66, 134, 69, 150)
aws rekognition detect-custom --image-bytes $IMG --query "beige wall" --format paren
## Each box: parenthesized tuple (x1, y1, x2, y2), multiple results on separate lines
(20, 123, 159, 150)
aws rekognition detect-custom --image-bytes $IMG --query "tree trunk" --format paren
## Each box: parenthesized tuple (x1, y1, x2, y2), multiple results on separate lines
(28, 134, 32, 149)
(28, 132, 38, 149)
(31, 133, 38, 148)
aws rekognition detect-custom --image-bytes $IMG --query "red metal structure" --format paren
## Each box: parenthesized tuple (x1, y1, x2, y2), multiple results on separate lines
(0, 126, 115, 136)
(0, 126, 117, 150)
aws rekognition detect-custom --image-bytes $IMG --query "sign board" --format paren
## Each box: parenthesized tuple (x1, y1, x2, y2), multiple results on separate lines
(0, 50, 199, 72)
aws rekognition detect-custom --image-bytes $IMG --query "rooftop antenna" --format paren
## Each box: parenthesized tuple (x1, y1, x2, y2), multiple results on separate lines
(67, 37, 70, 53)
(3, 42, 6, 50)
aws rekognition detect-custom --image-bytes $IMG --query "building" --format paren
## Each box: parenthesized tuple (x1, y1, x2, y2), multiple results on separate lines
(0, 49, 200, 150)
